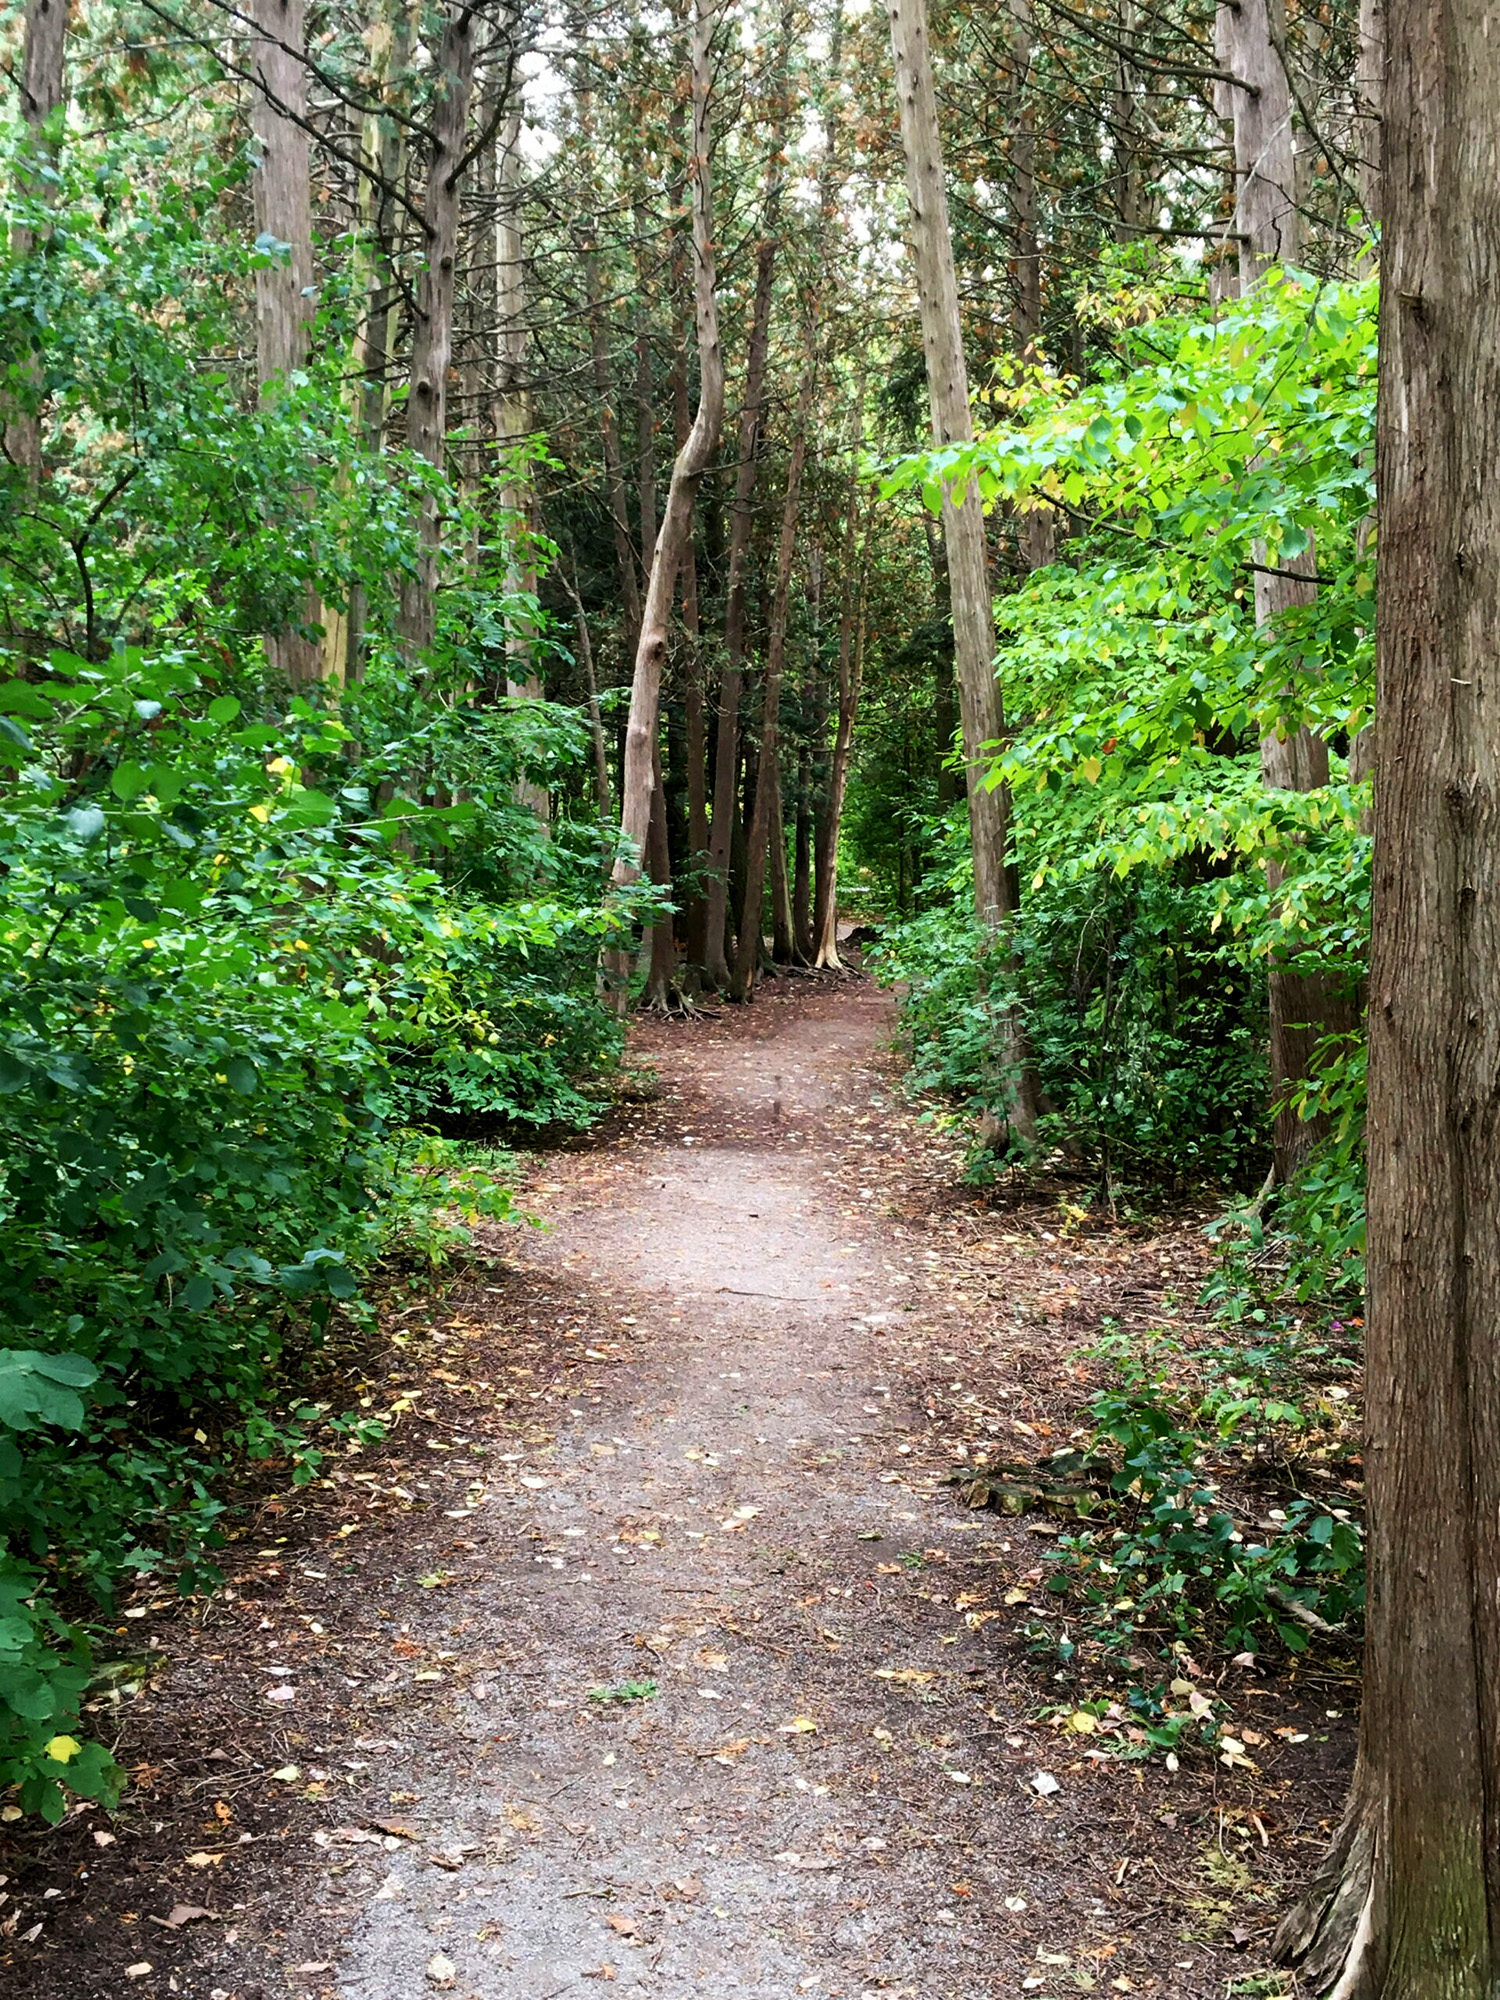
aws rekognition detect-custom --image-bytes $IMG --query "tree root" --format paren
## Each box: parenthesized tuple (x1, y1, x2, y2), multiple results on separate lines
(1273, 1776, 1380, 1998)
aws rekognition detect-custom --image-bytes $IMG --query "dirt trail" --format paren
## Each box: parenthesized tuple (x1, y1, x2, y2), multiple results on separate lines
(7, 978, 1349, 2000)
(338, 984, 1015, 2000)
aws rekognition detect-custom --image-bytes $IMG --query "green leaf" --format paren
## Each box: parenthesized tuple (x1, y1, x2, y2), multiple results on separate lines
(225, 1057, 258, 1095)
(206, 694, 241, 724)
(0, 1351, 99, 1433)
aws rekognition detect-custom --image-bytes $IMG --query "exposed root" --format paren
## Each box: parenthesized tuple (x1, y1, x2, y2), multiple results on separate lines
(1274, 1777, 1381, 1998)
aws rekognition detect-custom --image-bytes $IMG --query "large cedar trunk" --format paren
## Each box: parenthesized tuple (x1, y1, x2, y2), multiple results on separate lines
(1274, 2, 1500, 1991)
(888, 0, 1038, 1139)
(397, 2, 477, 660)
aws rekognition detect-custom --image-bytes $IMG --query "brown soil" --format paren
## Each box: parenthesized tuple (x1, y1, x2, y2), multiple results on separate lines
(2, 975, 1355, 2000)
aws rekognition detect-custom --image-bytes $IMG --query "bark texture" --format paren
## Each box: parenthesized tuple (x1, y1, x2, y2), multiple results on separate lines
(1274, 2, 1500, 1991)
(495, 101, 548, 818)
(249, 0, 320, 684)
(397, 2, 477, 659)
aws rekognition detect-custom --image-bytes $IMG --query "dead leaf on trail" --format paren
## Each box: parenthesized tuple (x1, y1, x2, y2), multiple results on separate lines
(1030, 1771, 1062, 1797)
(693, 1647, 728, 1672)
(720, 1505, 760, 1532)
(183, 1851, 225, 1869)
(778, 1715, 818, 1734)
(150, 1904, 216, 1929)
(603, 1914, 640, 1938)
(427, 1949, 457, 1988)
(873, 1667, 934, 1687)
(581, 1966, 618, 1981)
(703, 1737, 756, 1763)
(293, 1963, 333, 1975)
(124, 1965, 153, 1980)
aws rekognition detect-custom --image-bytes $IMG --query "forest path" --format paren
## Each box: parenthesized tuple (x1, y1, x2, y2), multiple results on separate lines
(332, 979, 1033, 2000)
(10, 976, 1339, 2000)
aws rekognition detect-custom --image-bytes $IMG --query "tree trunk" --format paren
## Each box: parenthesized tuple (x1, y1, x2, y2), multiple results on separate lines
(1009, 0, 1055, 572)
(495, 100, 548, 818)
(1354, 0, 1384, 232)
(5, 0, 68, 481)
(813, 400, 870, 969)
(730, 369, 811, 1003)
(634, 193, 659, 571)
(562, 565, 612, 835)
(249, 0, 320, 684)
(792, 735, 815, 963)
(642, 740, 678, 1009)
(670, 205, 711, 971)
(769, 756, 796, 964)
(1112, 0, 1147, 240)
(1274, 5, 1500, 1990)
(396, 1, 477, 660)
(702, 38, 791, 990)
(321, 0, 411, 683)
(605, 0, 726, 1007)
(888, 0, 1038, 1139)
(1218, 0, 1356, 1184)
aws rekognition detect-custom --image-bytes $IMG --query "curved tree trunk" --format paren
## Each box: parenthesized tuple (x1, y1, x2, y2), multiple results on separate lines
(605, 0, 726, 1009)
(1274, 2, 1500, 1990)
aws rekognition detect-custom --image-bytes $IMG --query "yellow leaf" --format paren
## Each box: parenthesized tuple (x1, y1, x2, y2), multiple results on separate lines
(45, 1735, 81, 1763)
(778, 1715, 818, 1734)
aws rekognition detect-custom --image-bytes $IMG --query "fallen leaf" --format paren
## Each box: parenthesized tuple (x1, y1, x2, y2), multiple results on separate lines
(872, 1667, 934, 1687)
(427, 1948, 457, 1987)
(183, 1852, 224, 1869)
(125, 1966, 153, 1981)
(264, 1685, 296, 1703)
(93, 1830, 116, 1847)
(270, 1765, 301, 1782)
(604, 1914, 639, 1937)
(149, 1904, 215, 1929)
(778, 1715, 818, 1734)
(1030, 1771, 1061, 1797)
(294, 1963, 333, 1976)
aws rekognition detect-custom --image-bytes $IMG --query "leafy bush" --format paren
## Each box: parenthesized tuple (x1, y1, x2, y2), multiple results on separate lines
(871, 823, 1268, 1189)
(1029, 1327, 1363, 1681)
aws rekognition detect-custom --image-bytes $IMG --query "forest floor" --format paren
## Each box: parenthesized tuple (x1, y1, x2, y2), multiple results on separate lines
(4, 974, 1356, 2000)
